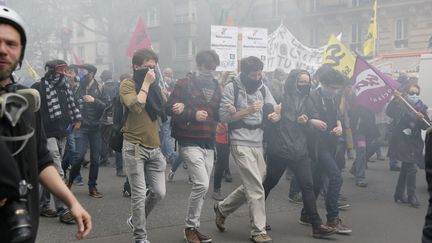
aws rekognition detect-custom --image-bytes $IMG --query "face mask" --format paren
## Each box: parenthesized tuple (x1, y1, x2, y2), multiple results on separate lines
(408, 94, 419, 104)
(240, 73, 262, 94)
(320, 86, 339, 98)
(297, 85, 311, 96)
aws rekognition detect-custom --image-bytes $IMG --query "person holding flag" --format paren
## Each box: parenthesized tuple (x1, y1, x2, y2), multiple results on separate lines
(387, 83, 430, 208)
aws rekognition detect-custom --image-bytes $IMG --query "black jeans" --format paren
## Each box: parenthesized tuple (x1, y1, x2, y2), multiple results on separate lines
(395, 162, 417, 197)
(263, 153, 322, 227)
(213, 143, 230, 191)
(310, 144, 343, 222)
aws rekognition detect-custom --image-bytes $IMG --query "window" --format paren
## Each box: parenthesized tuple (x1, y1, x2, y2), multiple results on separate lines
(351, 23, 362, 52)
(174, 0, 195, 23)
(174, 39, 195, 58)
(146, 7, 160, 27)
(174, 39, 189, 58)
(395, 18, 408, 48)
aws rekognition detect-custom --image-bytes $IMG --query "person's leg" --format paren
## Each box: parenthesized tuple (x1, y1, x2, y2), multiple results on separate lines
(318, 148, 343, 222)
(263, 153, 286, 199)
(88, 129, 102, 192)
(69, 128, 89, 184)
(180, 146, 214, 229)
(115, 151, 124, 176)
(352, 134, 367, 186)
(219, 145, 267, 237)
(288, 158, 322, 228)
(144, 148, 166, 217)
(123, 140, 149, 241)
(214, 143, 230, 192)
(405, 162, 419, 206)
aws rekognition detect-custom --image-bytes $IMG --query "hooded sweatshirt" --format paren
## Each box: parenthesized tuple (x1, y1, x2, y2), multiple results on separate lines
(219, 76, 275, 147)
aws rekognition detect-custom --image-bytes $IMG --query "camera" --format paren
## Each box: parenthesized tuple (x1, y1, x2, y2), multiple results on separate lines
(4, 180, 33, 243)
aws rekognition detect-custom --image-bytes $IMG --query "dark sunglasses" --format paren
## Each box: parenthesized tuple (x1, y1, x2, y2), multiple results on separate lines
(407, 92, 419, 95)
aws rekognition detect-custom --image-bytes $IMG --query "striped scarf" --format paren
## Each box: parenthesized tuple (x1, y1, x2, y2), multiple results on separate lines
(43, 74, 81, 122)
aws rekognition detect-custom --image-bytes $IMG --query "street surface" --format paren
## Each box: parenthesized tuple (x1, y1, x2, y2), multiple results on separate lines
(37, 157, 428, 243)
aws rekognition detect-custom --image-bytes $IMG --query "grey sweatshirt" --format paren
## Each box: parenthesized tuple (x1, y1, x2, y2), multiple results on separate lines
(219, 77, 276, 147)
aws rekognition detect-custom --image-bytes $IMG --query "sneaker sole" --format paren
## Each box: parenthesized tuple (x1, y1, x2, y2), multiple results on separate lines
(336, 230, 352, 235)
(288, 198, 303, 205)
(312, 229, 337, 238)
(298, 219, 312, 226)
(213, 203, 226, 232)
(249, 237, 272, 243)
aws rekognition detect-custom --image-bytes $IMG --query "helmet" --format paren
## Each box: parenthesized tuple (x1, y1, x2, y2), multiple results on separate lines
(0, 6, 27, 67)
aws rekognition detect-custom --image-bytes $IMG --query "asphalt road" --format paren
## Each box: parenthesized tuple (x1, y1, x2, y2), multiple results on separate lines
(37, 157, 428, 243)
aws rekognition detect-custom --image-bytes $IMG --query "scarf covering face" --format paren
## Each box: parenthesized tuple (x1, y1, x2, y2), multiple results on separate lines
(133, 69, 167, 122)
(43, 73, 82, 122)
(240, 72, 262, 94)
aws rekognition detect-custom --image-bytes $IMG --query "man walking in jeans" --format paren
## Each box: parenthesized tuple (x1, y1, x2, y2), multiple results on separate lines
(166, 50, 222, 243)
(214, 56, 279, 243)
(120, 48, 167, 243)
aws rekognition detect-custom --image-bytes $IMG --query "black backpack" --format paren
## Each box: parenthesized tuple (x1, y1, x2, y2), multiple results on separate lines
(100, 81, 128, 153)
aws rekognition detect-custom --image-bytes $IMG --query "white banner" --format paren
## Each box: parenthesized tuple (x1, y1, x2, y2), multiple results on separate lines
(241, 27, 268, 71)
(267, 24, 327, 75)
(211, 25, 239, 71)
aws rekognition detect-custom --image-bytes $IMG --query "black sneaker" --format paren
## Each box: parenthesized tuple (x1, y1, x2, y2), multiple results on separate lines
(298, 215, 312, 226)
(312, 224, 337, 238)
(40, 208, 58, 217)
(288, 193, 303, 204)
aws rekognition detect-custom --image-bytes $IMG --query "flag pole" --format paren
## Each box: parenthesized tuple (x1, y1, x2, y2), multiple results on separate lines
(396, 93, 431, 127)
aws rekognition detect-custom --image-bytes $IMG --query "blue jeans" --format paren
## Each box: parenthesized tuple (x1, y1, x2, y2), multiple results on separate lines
(352, 134, 367, 181)
(159, 117, 176, 160)
(313, 143, 343, 221)
(69, 126, 102, 189)
(115, 151, 124, 173)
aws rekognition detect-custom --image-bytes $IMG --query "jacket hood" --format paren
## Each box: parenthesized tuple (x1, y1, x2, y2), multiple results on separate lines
(284, 69, 311, 95)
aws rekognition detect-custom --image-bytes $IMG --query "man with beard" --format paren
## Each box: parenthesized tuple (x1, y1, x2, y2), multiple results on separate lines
(214, 56, 279, 243)
(120, 48, 167, 243)
(0, 6, 91, 242)
(67, 64, 106, 198)
(166, 50, 222, 243)
(32, 59, 82, 224)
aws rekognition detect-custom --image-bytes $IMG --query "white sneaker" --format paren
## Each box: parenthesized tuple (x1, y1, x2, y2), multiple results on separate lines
(167, 170, 175, 182)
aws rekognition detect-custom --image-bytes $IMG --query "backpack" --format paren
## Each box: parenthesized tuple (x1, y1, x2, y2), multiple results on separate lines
(228, 80, 267, 131)
(100, 81, 128, 153)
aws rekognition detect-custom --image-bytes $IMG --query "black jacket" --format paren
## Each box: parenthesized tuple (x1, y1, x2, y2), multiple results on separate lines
(264, 72, 318, 161)
(75, 79, 106, 127)
(423, 128, 432, 242)
(386, 97, 429, 163)
(349, 104, 379, 140)
(0, 84, 53, 243)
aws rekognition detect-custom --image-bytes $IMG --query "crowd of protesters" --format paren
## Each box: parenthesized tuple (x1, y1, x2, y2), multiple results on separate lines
(13, 47, 432, 243)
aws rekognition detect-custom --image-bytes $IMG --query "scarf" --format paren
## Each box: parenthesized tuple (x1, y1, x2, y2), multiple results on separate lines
(240, 73, 262, 94)
(43, 73, 81, 122)
(133, 69, 167, 122)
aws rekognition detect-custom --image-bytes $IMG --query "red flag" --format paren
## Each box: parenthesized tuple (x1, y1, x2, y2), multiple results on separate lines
(127, 17, 152, 57)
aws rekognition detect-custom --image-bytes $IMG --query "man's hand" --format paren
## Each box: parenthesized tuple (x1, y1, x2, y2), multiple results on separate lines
(196, 110, 208, 122)
(72, 121, 81, 134)
(83, 95, 94, 103)
(274, 104, 282, 114)
(227, 104, 237, 114)
(0, 198, 7, 207)
(247, 101, 262, 114)
(69, 202, 92, 240)
(267, 112, 281, 123)
(309, 119, 328, 131)
(416, 112, 425, 120)
(394, 90, 402, 97)
(143, 69, 156, 86)
(297, 114, 309, 124)
(172, 103, 185, 115)
(331, 126, 343, 137)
